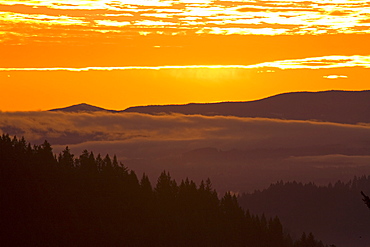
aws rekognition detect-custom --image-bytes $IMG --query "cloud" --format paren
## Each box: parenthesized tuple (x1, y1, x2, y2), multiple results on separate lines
(1, 55, 370, 71)
(2, 0, 370, 45)
(1, 111, 370, 157)
(258, 55, 370, 69)
(323, 75, 348, 79)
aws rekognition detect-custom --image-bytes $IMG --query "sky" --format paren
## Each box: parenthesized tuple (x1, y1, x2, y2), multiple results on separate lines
(1, 0, 370, 111)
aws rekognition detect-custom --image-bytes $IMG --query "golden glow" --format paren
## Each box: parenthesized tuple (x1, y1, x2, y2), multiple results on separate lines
(0, 1, 369, 112)
(1, 65, 369, 112)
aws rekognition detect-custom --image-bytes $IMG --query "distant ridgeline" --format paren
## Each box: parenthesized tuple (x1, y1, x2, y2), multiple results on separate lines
(1, 134, 328, 247)
(51, 90, 370, 124)
(123, 90, 370, 124)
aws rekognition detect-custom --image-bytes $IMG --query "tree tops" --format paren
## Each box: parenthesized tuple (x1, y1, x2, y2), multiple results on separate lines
(1, 134, 326, 247)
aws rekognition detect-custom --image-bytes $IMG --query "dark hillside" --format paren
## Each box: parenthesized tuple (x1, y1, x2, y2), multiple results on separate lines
(49, 103, 117, 112)
(238, 178, 370, 247)
(124, 90, 370, 124)
(0, 134, 327, 247)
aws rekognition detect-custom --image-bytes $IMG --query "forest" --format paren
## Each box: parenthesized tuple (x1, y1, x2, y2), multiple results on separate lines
(238, 177, 370, 247)
(0, 134, 330, 247)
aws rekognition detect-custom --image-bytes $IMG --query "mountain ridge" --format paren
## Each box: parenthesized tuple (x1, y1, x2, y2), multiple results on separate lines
(49, 103, 118, 113)
(49, 90, 370, 124)
(123, 90, 370, 124)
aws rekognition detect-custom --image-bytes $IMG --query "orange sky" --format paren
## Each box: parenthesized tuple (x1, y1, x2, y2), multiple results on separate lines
(1, 0, 370, 111)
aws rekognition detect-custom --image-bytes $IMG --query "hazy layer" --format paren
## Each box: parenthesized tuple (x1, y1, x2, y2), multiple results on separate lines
(2, 111, 370, 192)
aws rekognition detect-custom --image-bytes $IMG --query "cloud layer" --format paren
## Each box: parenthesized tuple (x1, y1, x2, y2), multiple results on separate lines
(2, 111, 370, 192)
(1, 111, 369, 155)
(1, 0, 370, 45)
(1, 55, 370, 71)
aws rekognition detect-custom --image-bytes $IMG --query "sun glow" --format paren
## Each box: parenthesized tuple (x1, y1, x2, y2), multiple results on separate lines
(1, 1, 369, 112)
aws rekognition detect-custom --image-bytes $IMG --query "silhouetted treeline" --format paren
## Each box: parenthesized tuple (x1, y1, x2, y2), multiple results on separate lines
(238, 178, 370, 247)
(361, 191, 370, 210)
(1, 135, 326, 247)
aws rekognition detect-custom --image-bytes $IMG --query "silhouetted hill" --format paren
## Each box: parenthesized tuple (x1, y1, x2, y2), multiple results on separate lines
(238, 177, 370, 247)
(49, 103, 117, 113)
(124, 90, 370, 124)
(48, 91, 370, 124)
